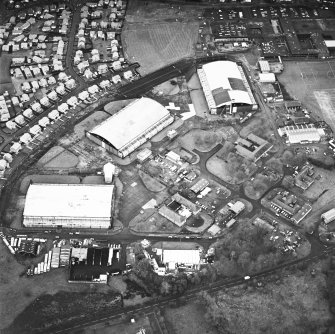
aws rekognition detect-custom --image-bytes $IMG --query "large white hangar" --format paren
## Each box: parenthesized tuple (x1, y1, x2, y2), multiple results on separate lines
(197, 60, 258, 114)
(86, 97, 174, 158)
(23, 184, 114, 229)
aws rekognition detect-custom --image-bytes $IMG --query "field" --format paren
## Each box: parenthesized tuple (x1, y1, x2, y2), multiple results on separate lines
(163, 301, 217, 334)
(200, 262, 332, 334)
(277, 60, 335, 132)
(122, 21, 199, 75)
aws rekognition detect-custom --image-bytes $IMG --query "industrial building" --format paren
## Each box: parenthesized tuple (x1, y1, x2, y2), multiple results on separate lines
(23, 184, 114, 228)
(197, 61, 258, 114)
(87, 97, 174, 158)
(278, 124, 326, 144)
(322, 208, 335, 224)
(156, 242, 201, 271)
(190, 178, 209, 193)
(235, 133, 273, 161)
(229, 201, 245, 215)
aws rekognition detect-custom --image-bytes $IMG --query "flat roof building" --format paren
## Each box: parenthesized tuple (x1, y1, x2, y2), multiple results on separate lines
(87, 97, 174, 158)
(230, 201, 245, 215)
(198, 61, 257, 114)
(322, 208, 335, 224)
(23, 184, 114, 228)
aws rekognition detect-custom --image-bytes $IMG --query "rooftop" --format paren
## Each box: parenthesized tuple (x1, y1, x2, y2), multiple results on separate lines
(23, 183, 114, 219)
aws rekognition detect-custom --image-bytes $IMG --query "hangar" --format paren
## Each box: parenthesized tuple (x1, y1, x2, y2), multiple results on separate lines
(198, 60, 258, 114)
(87, 97, 174, 158)
(23, 184, 114, 229)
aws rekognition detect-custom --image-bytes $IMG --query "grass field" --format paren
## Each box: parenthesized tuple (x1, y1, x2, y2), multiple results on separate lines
(122, 21, 199, 75)
(164, 301, 218, 334)
(139, 170, 166, 192)
(277, 60, 335, 132)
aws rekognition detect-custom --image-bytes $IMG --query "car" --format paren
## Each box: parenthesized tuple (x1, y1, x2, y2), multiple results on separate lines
(168, 235, 173, 238)
(244, 276, 251, 280)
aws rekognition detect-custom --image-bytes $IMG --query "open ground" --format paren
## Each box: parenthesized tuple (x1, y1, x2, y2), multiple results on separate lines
(277, 60, 335, 132)
(122, 21, 199, 75)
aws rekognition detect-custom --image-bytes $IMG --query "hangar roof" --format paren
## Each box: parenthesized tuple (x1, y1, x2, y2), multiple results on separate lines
(200, 61, 254, 107)
(89, 97, 170, 150)
(23, 183, 114, 219)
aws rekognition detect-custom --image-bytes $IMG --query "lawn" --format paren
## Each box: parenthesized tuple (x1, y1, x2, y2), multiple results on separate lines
(129, 210, 182, 234)
(139, 170, 166, 192)
(179, 129, 222, 152)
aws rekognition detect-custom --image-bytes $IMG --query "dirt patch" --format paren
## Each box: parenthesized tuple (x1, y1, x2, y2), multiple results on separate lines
(139, 170, 166, 192)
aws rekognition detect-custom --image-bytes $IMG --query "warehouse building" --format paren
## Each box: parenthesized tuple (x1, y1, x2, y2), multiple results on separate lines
(235, 133, 273, 161)
(23, 184, 114, 228)
(278, 124, 326, 144)
(156, 242, 201, 270)
(322, 208, 335, 224)
(87, 97, 174, 158)
(197, 61, 258, 114)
